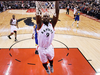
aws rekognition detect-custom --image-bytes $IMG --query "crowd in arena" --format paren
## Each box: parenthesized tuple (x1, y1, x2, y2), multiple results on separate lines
(0, 1, 100, 19)
(0, 1, 35, 11)
(59, 1, 100, 19)
(69, 1, 100, 19)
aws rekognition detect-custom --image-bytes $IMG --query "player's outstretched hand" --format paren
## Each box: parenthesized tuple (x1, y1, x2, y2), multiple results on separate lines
(32, 34, 34, 39)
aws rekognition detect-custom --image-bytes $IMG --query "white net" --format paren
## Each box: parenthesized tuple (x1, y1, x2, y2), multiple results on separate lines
(36, 1, 55, 16)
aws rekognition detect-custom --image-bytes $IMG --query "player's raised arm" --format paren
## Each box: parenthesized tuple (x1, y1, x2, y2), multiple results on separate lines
(36, 9, 42, 30)
(51, 1, 59, 28)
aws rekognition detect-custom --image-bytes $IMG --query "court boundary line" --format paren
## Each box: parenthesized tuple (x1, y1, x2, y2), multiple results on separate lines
(8, 37, 97, 73)
(0, 47, 97, 73)
(77, 48, 97, 73)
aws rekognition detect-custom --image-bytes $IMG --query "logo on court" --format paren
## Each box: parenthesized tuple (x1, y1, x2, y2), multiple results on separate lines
(17, 17, 61, 26)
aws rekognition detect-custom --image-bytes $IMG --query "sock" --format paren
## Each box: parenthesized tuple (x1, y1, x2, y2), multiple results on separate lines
(49, 60, 53, 67)
(77, 23, 78, 26)
(36, 46, 38, 50)
(77, 21, 79, 26)
(72, 21, 75, 25)
(43, 63, 48, 70)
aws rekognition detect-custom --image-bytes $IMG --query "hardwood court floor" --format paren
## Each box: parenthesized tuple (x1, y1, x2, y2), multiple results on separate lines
(0, 48, 96, 75)
(0, 9, 100, 39)
(0, 9, 100, 75)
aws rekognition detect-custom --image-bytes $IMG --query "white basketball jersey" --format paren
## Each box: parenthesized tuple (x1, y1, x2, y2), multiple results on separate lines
(74, 8, 77, 14)
(38, 23, 55, 48)
(11, 19, 17, 25)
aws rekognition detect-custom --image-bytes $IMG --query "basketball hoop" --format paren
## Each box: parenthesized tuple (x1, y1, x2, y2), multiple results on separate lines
(36, 1, 55, 16)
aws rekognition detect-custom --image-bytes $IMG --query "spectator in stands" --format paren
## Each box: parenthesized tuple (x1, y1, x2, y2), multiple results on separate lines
(97, 10, 100, 19)
(66, 4, 70, 15)
(0, 1, 100, 20)
(0, 2, 3, 12)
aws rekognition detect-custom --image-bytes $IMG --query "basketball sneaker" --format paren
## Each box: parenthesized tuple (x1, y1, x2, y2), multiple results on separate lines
(48, 63, 54, 73)
(76, 25, 79, 28)
(50, 66, 54, 73)
(46, 69, 50, 75)
(8, 35, 11, 39)
(35, 50, 39, 55)
(15, 39, 18, 41)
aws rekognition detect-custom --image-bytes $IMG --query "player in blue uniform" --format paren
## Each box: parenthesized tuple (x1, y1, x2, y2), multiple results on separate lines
(32, 24, 39, 54)
(72, 8, 80, 28)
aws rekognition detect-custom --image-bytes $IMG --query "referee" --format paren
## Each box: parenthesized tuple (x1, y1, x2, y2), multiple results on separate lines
(66, 4, 70, 15)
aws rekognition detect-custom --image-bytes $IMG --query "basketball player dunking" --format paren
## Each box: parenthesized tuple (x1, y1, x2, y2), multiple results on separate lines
(36, 1, 59, 75)
(8, 15, 18, 41)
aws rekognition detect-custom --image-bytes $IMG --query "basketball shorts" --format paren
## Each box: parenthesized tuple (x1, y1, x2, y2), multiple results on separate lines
(75, 16, 79, 21)
(38, 45, 54, 63)
(11, 25, 17, 33)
